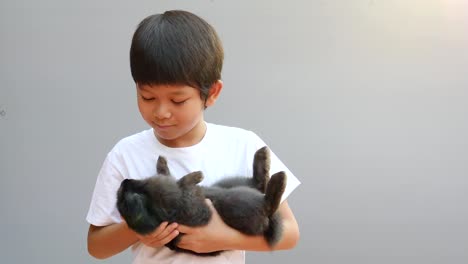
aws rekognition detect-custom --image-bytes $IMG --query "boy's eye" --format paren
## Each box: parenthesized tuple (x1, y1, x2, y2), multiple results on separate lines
(141, 96, 154, 101)
(172, 99, 188, 105)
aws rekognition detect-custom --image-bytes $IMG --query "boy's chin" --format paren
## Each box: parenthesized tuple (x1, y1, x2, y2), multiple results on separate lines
(153, 130, 177, 140)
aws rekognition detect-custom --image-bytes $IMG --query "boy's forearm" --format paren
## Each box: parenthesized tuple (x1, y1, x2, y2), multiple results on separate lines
(87, 222, 139, 259)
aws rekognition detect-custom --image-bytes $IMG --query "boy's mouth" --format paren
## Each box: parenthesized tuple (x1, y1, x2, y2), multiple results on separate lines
(154, 123, 174, 129)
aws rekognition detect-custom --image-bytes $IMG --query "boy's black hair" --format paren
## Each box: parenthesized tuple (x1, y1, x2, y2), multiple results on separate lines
(130, 10, 224, 101)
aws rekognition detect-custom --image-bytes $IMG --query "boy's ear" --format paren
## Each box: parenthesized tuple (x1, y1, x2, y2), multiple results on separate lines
(205, 80, 223, 108)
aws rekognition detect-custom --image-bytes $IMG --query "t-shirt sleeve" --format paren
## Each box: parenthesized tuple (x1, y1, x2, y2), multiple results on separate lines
(86, 148, 126, 226)
(247, 131, 301, 203)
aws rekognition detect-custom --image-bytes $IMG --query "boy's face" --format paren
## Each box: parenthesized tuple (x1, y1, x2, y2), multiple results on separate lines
(136, 82, 221, 148)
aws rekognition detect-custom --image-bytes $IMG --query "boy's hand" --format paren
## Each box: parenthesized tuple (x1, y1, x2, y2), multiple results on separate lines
(176, 199, 241, 253)
(136, 222, 179, 248)
(120, 217, 179, 249)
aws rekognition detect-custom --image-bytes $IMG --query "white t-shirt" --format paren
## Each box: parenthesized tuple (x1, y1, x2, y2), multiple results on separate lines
(86, 122, 301, 264)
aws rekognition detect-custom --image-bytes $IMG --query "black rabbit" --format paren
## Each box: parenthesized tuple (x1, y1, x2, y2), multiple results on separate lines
(116, 146, 287, 256)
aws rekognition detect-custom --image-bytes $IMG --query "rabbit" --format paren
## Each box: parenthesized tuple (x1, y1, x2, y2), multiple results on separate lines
(117, 146, 287, 256)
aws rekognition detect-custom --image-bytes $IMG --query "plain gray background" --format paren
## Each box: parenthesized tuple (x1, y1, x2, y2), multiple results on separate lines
(1, 0, 467, 263)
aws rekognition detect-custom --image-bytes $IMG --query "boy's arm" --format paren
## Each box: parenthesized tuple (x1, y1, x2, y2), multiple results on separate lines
(87, 222, 139, 259)
(176, 200, 300, 253)
(88, 220, 180, 259)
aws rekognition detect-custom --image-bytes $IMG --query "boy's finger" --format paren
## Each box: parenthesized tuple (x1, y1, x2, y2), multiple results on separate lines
(159, 223, 178, 237)
(205, 199, 216, 210)
(149, 229, 179, 247)
(150, 221, 169, 237)
(161, 230, 180, 245)
(205, 198, 213, 204)
(176, 224, 194, 234)
(149, 223, 177, 241)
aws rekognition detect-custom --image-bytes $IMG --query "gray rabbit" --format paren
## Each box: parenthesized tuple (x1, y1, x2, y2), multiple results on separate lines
(116, 146, 287, 256)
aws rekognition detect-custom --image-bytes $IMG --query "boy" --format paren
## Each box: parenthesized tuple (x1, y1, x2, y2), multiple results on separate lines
(86, 10, 301, 264)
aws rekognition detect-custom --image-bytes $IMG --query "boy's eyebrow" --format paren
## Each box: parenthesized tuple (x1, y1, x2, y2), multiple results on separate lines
(168, 90, 189, 95)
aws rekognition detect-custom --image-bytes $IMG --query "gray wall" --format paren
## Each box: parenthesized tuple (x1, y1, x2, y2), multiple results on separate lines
(1, 0, 467, 263)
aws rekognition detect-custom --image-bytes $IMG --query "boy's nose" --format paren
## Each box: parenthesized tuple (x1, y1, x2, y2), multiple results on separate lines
(153, 104, 171, 119)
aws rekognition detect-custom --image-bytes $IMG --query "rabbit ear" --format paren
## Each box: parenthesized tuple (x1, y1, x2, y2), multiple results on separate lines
(253, 146, 270, 193)
(156, 156, 170, 176)
(264, 171, 287, 216)
(178, 171, 204, 188)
